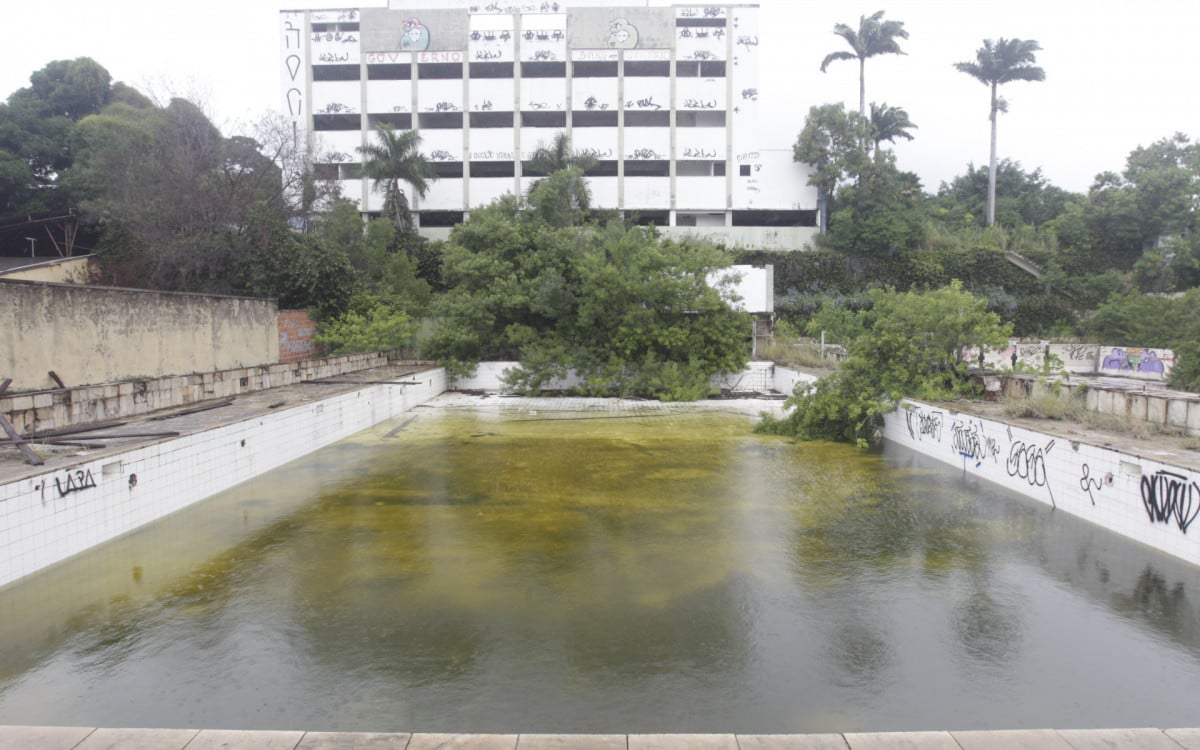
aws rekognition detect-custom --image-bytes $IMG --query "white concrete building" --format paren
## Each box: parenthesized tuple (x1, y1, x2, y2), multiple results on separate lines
(280, 1, 818, 250)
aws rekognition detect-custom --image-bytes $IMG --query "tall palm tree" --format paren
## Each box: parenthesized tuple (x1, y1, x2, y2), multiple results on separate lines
(819, 11, 909, 120)
(954, 38, 1045, 226)
(357, 124, 436, 230)
(868, 102, 917, 159)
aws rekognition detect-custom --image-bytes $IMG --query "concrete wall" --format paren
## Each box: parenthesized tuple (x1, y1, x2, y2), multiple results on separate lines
(883, 398, 1200, 566)
(0, 367, 448, 588)
(998, 375, 1200, 438)
(0, 352, 399, 436)
(0, 256, 92, 284)
(978, 342, 1176, 381)
(0, 280, 279, 392)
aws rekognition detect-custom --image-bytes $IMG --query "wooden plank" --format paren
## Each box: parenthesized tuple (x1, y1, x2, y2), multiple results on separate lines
(0, 411, 43, 465)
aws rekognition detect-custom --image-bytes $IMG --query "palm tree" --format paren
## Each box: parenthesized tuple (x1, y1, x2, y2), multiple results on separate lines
(954, 38, 1045, 226)
(868, 102, 917, 159)
(357, 124, 436, 230)
(526, 132, 598, 176)
(819, 11, 909, 120)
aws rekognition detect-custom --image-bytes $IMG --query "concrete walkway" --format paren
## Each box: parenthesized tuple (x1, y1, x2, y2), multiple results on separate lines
(4, 727, 1200, 749)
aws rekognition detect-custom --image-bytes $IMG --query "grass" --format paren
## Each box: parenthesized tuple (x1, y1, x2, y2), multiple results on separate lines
(762, 336, 840, 371)
(1001, 387, 1190, 441)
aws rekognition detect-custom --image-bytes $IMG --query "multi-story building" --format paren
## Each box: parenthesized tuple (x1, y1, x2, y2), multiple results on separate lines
(279, 0, 818, 250)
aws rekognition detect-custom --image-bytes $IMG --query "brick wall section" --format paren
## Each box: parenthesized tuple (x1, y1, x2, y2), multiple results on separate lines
(0, 352, 417, 436)
(278, 310, 320, 364)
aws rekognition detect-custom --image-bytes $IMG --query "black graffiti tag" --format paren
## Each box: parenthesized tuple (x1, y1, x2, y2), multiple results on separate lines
(1079, 464, 1107, 506)
(1141, 470, 1200, 533)
(1006, 439, 1055, 507)
(951, 420, 999, 468)
(54, 468, 97, 497)
(905, 408, 943, 442)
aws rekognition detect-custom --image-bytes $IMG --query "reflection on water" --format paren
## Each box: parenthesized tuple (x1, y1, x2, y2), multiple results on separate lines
(2, 404, 1200, 733)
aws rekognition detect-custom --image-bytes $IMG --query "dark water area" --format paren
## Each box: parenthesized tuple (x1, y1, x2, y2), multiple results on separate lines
(2, 403, 1199, 733)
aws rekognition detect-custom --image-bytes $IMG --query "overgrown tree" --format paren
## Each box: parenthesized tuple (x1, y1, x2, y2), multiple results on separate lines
(759, 281, 1011, 444)
(794, 103, 871, 233)
(954, 38, 1046, 227)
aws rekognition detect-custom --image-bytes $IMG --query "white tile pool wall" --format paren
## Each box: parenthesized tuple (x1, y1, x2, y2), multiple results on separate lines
(883, 398, 1200, 566)
(450, 361, 805, 394)
(0, 370, 448, 588)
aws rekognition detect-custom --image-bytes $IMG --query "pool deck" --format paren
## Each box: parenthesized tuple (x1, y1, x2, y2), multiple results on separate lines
(4, 727, 1200, 749)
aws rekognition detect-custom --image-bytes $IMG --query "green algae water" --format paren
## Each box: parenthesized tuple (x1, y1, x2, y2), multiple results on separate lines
(3, 397, 1200, 733)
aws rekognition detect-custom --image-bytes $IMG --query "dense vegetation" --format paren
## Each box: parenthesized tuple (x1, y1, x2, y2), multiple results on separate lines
(1, 45, 1197, 409)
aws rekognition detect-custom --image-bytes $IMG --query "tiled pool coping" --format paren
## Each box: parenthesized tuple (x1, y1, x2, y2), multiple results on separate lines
(4, 726, 1200, 749)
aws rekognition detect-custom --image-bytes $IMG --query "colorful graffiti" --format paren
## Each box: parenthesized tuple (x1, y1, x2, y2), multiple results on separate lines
(400, 17, 431, 51)
(1101, 347, 1167, 374)
(607, 18, 639, 49)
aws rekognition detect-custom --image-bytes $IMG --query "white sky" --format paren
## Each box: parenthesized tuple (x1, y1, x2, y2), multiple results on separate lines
(2, 0, 1197, 194)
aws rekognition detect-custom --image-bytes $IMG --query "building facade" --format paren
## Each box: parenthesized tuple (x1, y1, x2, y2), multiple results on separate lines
(280, 0, 818, 249)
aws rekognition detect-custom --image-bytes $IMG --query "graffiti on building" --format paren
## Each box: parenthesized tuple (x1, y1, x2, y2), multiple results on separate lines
(628, 148, 664, 160)
(283, 21, 302, 50)
(627, 96, 662, 110)
(313, 32, 358, 44)
(607, 18, 639, 49)
(1141, 470, 1199, 533)
(400, 17, 431, 51)
(682, 98, 718, 109)
(286, 89, 303, 117)
(319, 102, 354, 114)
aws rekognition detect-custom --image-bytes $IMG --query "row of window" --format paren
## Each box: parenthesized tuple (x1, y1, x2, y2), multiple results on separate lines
(315, 110, 726, 131)
(316, 161, 753, 179)
(384, 210, 818, 229)
(313, 60, 727, 81)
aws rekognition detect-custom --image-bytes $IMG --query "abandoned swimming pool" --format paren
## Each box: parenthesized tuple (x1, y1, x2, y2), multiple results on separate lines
(1, 394, 1199, 734)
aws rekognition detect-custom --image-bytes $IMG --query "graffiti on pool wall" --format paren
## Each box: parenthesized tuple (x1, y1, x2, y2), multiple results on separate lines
(54, 468, 97, 497)
(905, 407, 943, 443)
(1006, 439, 1055, 507)
(1141, 470, 1199, 533)
(951, 419, 999, 468)
(1079, 463, 1110, 506)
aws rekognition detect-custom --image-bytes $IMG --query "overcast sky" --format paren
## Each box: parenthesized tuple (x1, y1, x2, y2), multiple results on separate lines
(3, 0, 1197, 194)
